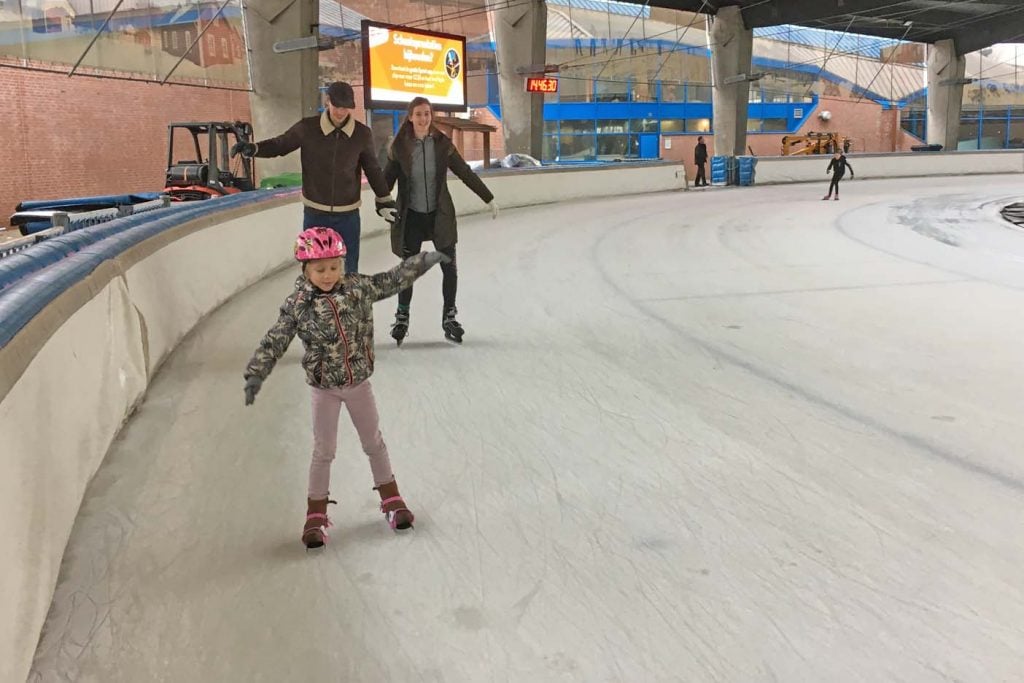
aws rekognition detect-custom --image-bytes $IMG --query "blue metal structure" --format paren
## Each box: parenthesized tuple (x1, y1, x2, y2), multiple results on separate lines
(478, 75, 817, 161)
(900, 86, 1024, 150)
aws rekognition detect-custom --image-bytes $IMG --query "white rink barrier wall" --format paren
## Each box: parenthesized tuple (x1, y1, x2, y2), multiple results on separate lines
(0, 161, 684, 683)
(753, 149, 1024, 185)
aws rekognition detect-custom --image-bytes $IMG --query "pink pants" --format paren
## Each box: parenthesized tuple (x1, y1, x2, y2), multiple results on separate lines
(309, 380, 394, 500)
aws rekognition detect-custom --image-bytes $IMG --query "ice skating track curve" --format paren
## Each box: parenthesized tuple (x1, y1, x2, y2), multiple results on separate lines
(29, 175, 1024, 682)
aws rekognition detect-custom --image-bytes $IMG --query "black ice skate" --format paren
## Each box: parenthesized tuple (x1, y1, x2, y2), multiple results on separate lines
(391, 308, 409, 346)
(442, 307, 464, 343)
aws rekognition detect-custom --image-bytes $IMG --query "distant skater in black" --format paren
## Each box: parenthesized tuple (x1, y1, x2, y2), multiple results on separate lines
(823, 151, 854, 200)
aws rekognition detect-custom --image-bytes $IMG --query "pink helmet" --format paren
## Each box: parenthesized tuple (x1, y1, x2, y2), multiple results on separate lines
(294, 227, 346, 261)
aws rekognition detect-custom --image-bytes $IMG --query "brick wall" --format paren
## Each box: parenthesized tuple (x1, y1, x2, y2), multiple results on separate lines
(461, 107, 504, 161)
(0, 63, 251, 223)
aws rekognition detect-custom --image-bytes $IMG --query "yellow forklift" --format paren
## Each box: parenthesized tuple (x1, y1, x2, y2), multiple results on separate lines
(781, 131, 850, 156)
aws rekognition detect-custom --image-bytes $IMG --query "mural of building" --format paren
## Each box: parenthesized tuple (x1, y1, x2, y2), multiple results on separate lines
(156, 5, 244, 68)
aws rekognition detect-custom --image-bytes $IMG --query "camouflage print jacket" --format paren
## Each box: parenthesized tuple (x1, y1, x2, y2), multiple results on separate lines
(244, 253, 430, 388)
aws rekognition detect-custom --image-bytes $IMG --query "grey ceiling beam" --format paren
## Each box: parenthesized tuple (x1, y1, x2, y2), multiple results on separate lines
(630, 0, 1024, 51)
(736, 0, 907, 29)
(952, 14, 1024, 55)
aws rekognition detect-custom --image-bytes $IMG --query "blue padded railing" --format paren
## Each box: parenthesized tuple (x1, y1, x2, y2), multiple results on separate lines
(1, 196, 172, 264)
(0, 188, 299, 349)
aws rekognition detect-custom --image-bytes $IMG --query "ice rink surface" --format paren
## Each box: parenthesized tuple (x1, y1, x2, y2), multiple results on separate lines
(29, 175, 1024, 682)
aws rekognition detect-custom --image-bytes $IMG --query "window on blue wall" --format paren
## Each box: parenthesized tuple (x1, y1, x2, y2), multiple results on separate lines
(544, 120, 559, 134)
(635, 119, 659, 132)
(597, 135, 630, 157)
(558, 135, 595, 160)
(560, 120, 594, 134)
(597, 119, 628, 133)
(762, 118, 789, 132)
(543, 136, 559, 160)
(747, 118, 762, 132)
(685, 119, 711, 133)
(661, 119, 686, 133)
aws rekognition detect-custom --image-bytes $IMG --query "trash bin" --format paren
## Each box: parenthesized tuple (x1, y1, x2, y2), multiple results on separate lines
(711, 156, 740, 185)
(710, 156, 727, 185)
(738, 156, 758, 186)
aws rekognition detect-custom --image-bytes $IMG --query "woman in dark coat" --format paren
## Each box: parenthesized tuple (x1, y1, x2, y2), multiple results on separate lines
(384, 97, 497, 344)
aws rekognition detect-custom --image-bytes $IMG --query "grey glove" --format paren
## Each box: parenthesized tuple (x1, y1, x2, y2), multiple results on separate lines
(424, 251, 452, 268)
(244, 376, 263, 406)
(231, 141, 257, 158)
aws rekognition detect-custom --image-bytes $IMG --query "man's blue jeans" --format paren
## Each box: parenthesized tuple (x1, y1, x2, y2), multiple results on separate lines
(303, 207, 361, 273)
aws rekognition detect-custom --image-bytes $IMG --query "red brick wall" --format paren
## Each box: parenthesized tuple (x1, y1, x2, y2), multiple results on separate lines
(800, 95, 919, 154)
(0, 63, 250, 223)
(461, 107, 505, 162)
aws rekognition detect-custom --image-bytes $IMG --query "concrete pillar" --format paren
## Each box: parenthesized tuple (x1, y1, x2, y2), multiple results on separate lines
(244, 0, 321, 177)
(927, 39, 966, 151)
(488, 0, 546, 159)
(710, 5, 753, 158)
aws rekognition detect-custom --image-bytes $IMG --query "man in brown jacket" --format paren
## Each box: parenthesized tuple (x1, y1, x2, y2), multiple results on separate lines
(232, 81, 396, 273)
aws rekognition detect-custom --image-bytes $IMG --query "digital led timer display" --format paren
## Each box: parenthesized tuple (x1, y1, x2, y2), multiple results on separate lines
(525, 77, 559, 93)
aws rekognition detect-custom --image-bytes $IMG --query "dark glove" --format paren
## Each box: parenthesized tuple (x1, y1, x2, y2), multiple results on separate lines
(424, 251, 452, 268)
(244, 376, 263, 406)
(375, 198, 397, 223)
(231, 141, 257, 158)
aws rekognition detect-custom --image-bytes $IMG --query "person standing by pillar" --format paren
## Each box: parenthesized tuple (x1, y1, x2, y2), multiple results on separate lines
(694, 136, 709, 187)
(231, 82, 397, 273)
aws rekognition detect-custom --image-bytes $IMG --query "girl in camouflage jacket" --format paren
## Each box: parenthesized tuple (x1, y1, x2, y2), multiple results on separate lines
(243, 227, 449, 548)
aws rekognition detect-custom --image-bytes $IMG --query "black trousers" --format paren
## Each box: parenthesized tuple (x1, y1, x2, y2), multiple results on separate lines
(695, 162, 707, 186)
(397, 210, 457, 311)
(828, 173, 845, 196)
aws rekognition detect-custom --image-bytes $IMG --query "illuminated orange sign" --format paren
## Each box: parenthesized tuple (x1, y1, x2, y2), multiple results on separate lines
(525, 77, 559, 94)
(362, 20, 467, 111)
